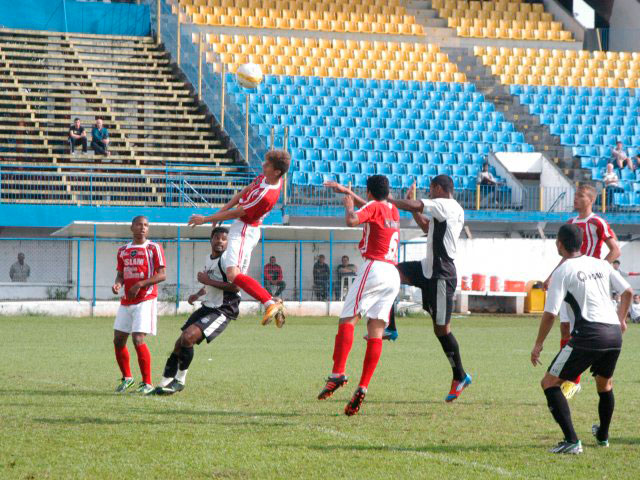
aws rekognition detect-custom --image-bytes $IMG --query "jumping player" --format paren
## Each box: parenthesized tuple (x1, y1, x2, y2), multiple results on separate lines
(389, 175, 472, 402)
(188, 150, 290, 327)
(531, 224, 631, 454)
(318, 176, 400, 416)
(544, 184, 620, 399)
(113, 216, 167, 394)
(153, 226, 240, 395)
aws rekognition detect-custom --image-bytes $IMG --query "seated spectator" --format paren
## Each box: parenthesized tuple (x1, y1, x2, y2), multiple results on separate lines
(477, 163, 498, 205)
(630, 294, 640, 324)
(68, 118, 88, 154)
(335, 255, 357, 300)
(603, 163, 624, 200)
(9, 252, 30, 282)
(264, 256, 286, 298)
(312, 254, 330, 301)
(610, 141, 634, 170)
(91, 118, 110, 156)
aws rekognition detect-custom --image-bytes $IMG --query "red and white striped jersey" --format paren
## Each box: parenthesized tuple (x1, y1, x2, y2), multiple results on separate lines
(355, 200, 400, 264)
(116, 240, 166, 306)
(567, 213, 614, 259)
(239, 175, 282, 227)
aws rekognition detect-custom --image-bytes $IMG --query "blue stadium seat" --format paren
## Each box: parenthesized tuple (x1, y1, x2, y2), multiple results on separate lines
(345, 161, 360, 174)
(354, 173, 368, 187)
(313, 160, 330, 173)
(425, 164, 438, 176)
(417, 176, 431, 189)
(361, 162, 376, 175)
(291, 171, 308, 185)
(309, 172, 324, 186)
(337, 173, 353, 185)
(329, 160, 345, 173)
(408, 164, 423, 176)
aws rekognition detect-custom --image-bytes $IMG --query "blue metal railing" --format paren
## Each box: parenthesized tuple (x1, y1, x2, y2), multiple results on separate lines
(0, 165, 252, 207)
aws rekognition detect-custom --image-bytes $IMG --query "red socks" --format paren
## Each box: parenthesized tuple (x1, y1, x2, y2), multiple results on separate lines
(359, 338, 383, 389)
(233, 273, 272, 304)
(114, 345, 131, 378)
(560, 338, 581, 384)
(332, 323, 354, 375)
(134, 343, 152, 385)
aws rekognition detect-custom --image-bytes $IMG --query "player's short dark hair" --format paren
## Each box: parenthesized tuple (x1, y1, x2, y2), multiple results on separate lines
(265, 150, 291, 178)
(211, 226, 228, 237)
(366, 174, 389, 200)
(557, 224, 583, 253)
(430, 174, 454, 194)
(131, 215, 148, 225)
(74, 117, 80, 122)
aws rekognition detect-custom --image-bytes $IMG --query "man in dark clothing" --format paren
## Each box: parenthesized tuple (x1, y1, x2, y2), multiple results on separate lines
(69, 118, 88, 154)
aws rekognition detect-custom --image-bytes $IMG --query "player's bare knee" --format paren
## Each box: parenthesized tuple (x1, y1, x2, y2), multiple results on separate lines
(113, 331, 128, 347)
(226, 266, 239, 283)
(180, 330, 198, 348)
(595, 376, 613, 392)
(131, 333, 146, 346)
(339, 315, 358, 325)
(433, 324, 449, 337)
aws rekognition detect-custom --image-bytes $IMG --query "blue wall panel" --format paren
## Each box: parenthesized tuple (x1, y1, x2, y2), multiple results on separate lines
(0, 0, 150, 36)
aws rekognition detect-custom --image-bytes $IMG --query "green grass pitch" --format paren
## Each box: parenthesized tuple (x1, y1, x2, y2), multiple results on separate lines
(2, 314, 640, 479)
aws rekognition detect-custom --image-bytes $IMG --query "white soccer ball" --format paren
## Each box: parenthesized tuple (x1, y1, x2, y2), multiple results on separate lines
(236, 63, 263, 89)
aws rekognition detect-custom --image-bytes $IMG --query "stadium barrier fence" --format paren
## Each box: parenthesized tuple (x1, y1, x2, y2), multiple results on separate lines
(0, 235, 415, 306)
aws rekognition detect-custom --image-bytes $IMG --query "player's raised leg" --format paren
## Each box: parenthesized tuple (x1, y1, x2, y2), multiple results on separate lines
(155, 325, 201, 395)
(541, 372, 582, 454)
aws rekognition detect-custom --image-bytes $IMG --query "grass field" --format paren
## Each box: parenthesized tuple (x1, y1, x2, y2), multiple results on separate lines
(2, 314, 640, 479)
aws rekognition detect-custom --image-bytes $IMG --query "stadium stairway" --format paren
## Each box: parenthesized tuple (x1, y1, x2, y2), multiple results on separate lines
(441, 45, 583, 180)
(0, 28, 249, 207)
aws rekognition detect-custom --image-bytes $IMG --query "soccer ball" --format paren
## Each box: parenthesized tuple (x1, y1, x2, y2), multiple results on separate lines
(236, 63, 263, 89)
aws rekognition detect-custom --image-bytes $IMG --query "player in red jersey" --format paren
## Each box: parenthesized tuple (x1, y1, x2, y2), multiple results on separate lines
(188, 150, 290, 327)
(544, 184, 620, 399)
(112, 216, 167, 394)
(318, 176, 401, 416)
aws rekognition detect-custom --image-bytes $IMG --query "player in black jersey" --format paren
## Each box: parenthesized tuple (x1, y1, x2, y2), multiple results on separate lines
(152, 227, 241, 395)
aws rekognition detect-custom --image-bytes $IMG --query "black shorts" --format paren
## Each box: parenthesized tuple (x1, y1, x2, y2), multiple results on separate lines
(181, 305, 233, 344)
(397, 261, 456, 326)
(547, 345, 620, 380)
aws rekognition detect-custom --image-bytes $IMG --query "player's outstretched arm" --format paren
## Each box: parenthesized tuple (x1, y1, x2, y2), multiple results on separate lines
(343, 194, 360, 227)
(196, 271, 240, 293)
(188, 206, 246, 228)
(531, 311, 555, 366)
(406, 182, 430, 233)
(389, 197, 424, 214)
(324, 181, 367, 208)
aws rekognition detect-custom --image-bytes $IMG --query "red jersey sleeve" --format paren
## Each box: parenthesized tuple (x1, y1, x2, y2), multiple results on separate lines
(116, 247, 124, 273)
(151, 243, 166, 270)
(356, 202, 376, 224)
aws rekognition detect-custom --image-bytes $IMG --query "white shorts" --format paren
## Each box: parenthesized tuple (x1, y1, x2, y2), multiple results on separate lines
(226, 220, 261, 274)
(340, 259, 400, 322)
(114, 298, 158, 335)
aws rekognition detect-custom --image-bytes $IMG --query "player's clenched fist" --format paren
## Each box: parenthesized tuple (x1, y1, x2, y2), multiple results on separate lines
(112, 282, 122, 295)
(188, 214, 205, 227)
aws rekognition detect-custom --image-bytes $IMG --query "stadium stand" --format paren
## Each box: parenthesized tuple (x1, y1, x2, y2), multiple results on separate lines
(432, 0, 573, 41)
(0, 28, 247, 206)
(171, 0, 424, 35)
(477, 45, 640, 207)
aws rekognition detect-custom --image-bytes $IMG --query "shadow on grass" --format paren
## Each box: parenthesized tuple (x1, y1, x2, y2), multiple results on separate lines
(0, 388, 116, 398)
(33, 416, 158, 426)
(141, 408, 301, 418)
(614, 437, 640, 445)
(299, 442, 538, 455)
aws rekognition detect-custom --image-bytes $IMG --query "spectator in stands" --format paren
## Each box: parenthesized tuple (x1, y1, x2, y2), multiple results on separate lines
(630, 294, 640, 324)
(612, 260, 640, 278)
(264, 256, 286, 298)
(68, 118, 88, 155)
(91, 118, 110, 156)
(9, 252, 30, 282)
(610, 141, 634, 170)
(335, 255, 357, 300)
(312, 254, 330, 301)
(477, 163, 498, 205)
(603, 163, 623, 200)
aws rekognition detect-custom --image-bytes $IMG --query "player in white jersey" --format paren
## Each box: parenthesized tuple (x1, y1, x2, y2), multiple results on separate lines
(531, 224, 632, 454)
(153, 227, 241, 395)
